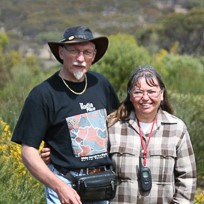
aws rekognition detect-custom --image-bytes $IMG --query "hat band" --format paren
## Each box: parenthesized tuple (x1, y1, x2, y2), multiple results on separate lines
(61, 34, 93, 43)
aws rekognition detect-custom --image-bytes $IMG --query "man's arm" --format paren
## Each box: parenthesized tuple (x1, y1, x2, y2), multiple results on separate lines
(22, 144, 81, 204)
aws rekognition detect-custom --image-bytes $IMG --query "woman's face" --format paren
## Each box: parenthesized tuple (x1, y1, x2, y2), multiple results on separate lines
(129, 77, 164, 122)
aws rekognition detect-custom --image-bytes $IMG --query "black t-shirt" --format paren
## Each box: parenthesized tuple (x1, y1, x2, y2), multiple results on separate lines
(11, 71, 119, 169)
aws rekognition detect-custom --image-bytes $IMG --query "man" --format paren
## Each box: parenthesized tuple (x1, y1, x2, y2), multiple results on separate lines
(11, 25, 119, 204)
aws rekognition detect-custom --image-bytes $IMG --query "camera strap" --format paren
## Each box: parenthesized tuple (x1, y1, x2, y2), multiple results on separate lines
(137, 117, 156, 166)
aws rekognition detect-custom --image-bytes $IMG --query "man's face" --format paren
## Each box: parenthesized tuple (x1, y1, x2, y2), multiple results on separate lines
(59, 42, 96, 82)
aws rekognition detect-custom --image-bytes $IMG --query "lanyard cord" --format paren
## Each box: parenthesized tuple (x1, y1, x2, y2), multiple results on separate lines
(137, 117, 156, 166)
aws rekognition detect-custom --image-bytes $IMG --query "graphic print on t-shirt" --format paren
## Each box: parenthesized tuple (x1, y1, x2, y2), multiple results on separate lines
(66, 109, 108, 161)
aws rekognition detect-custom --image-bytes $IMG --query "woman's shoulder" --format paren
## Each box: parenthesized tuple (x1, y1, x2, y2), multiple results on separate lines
(159, 110, 187, 128)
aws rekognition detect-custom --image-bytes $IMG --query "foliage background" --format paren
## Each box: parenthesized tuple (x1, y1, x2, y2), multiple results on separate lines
(0, 0, 204, 203)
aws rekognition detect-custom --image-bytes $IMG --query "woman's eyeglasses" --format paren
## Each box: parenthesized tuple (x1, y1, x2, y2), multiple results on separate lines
(130, 89, 161, 99)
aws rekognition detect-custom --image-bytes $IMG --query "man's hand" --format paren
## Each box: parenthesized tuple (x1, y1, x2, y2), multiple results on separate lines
(55, 180, 82, 204)
(22, 145, 81, 204)
(41, 146, 51, 164)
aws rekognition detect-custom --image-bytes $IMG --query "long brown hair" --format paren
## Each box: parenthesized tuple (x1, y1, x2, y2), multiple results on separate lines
(108, 65, 173, 126)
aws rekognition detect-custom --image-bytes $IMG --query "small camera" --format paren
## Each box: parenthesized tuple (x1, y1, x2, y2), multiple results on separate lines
(138, 157, 152, 192)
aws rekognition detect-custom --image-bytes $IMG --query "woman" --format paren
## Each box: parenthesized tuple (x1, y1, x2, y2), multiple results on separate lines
(108, 65, 196, 203)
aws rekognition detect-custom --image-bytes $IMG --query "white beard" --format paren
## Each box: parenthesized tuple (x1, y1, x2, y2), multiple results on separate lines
(73, 70, 84, 80)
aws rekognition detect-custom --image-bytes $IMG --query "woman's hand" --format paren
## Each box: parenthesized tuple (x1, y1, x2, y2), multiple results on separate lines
(41, 146, 51, 165)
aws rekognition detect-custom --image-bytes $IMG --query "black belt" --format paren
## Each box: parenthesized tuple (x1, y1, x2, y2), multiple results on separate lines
(54, 164, 110, 175)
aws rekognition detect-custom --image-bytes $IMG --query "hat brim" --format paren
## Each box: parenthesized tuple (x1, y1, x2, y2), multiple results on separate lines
(48, 37, 108, 65)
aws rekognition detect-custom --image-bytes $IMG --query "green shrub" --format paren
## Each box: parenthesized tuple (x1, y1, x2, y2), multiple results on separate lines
(152, 53, 204, 95)
(0, 63, 57, 130)
(170, 92, 204, 186)
(0, 158, 45, 204)
(92, 33, 152, 99)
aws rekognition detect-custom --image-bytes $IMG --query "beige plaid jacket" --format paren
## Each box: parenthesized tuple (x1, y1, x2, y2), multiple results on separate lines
(109, 109, 196, 204)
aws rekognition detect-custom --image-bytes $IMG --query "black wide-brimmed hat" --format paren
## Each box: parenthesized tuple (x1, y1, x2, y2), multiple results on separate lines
(48, 26, 109, 64)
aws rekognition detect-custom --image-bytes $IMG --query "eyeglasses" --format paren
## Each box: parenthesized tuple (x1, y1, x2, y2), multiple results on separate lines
(63, 46, 96, 59)
(130, 89, 161, 99)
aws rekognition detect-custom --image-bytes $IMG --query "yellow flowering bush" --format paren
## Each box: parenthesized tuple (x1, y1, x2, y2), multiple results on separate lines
(0, 118, 26, 178)
(0, 119, 45, 203)
(0, 118, 44, 182)
(195, 188, 204, 203)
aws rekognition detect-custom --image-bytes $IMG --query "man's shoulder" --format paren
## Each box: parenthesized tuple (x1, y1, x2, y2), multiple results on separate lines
(87, 71, 107, 80)
(28, 72, 59, 97)
(87, 71, 110, 86)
